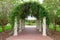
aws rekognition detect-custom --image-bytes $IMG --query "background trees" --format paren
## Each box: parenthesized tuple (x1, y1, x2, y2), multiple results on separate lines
(0, 1, 8, 40)
(43, 0, 60, 23)
(43, 0, 60, 33)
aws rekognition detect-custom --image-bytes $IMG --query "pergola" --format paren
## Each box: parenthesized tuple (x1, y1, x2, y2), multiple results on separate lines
(10, 1, 49, 37)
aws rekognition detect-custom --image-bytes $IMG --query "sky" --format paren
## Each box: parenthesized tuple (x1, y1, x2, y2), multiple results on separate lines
(19, 0, 44, 4)
(39, 0, 44, 4)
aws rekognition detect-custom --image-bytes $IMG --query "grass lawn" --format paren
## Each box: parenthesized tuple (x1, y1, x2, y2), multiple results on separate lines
(49, 24, 60, 32)
(0, 23, 60, 33)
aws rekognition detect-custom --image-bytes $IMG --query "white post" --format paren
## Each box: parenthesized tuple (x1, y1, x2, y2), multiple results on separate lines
(36, 19, 39, 30)
(21, 19, 25, 31)
(13, 17, 18, 36)
(36, 19, 40, 30)
(42, 17, 47, 36)
(39, 21, 42, 32)
(19, 20, 22, 32)
(22, 19, 25, 30)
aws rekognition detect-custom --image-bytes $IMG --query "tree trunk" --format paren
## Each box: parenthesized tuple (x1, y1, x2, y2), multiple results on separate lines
(53, 18, 56, 40)
(2, 24, 6, 40)
(53, 18, 56, 34)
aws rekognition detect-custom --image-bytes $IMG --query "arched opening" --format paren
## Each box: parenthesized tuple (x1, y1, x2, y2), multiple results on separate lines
(25, 15, 36, 28)
(10, 2, 49, 36)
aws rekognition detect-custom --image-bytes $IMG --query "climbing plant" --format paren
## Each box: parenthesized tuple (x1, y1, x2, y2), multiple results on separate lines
(10, 2, 49, 27)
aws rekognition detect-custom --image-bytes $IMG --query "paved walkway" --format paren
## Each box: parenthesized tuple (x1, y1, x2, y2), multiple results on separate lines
(7, 26, 53, 40)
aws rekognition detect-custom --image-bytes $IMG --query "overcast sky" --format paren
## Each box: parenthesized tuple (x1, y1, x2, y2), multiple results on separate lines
(19, 0, 44, 4)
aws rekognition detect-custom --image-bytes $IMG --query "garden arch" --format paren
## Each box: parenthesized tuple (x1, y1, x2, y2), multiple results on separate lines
(10, 2, 49, 36)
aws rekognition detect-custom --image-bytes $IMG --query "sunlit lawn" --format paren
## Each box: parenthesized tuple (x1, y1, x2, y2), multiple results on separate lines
(0, 23, 60, 33)
(49, 24, 60, 32)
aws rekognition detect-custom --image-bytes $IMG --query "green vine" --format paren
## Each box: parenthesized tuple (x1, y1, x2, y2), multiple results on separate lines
(10, 2, 49, 27)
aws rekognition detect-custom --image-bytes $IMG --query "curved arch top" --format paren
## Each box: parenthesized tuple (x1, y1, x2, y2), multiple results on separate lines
(11, 2, 48, 20)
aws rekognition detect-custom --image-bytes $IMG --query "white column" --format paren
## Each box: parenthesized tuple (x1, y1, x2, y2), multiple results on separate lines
(22, 19, 25, 30)
(42, 17, 47, 36)
(36, 19, 39, 30)
(36, 19, 40, 30)
(39, 21, 42, 32)
(19, 20, 22, 32)
(21, 19, 25, 30)
(13, 17, 18, 36)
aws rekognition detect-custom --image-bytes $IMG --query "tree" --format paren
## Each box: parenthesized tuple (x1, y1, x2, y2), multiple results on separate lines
(42, 1, 60, 40)
(43, 0, 60, 34)
(0, 1, 8, 40)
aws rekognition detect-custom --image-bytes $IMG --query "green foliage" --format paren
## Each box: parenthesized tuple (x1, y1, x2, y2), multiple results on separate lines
(48, 24, 60, 32)
(56, 17, 60, 25)
(10, 2, 49, 27)
(0, 13, 8, 25)
(56, 25, 60, 32)
(46, 14, 50, 25)
(25, 20, 36, 25)
(10, 11, 15, 28)
(0, 1, 8, 26)
(56, 27, 60, 32)
(49, 23, 54, 30)
(11, 2, 48, 19)
(5, 23, 12, 31)
(43, 0, 60, 25)
(0, 24, 12, 32)
(0, 27, 2, 32)
(57, 9, 60, 16)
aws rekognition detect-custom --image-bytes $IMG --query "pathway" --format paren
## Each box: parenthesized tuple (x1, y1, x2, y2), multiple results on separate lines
(7, 26, 53, 40)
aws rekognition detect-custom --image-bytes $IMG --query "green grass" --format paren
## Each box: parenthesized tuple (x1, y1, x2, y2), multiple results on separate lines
(56, 25, 60, 32)
(0, 24, 12, 33)
(49, 24, 60, 32)
(0, 27, 2, 32)
(49, 23, 54, 30)
(0, 23, 60, 33)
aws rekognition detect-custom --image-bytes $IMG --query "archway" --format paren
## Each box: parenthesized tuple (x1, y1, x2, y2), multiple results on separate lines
(10, 2, 49, 36)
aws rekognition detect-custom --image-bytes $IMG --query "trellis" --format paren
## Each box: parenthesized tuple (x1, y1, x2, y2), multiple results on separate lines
(10, 2, 49, 36)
